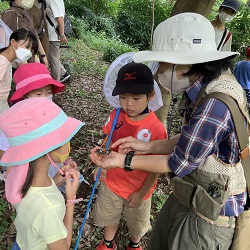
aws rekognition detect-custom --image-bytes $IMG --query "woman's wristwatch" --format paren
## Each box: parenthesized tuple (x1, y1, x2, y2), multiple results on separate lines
(40, 54, 46, 58)
(123, 151, 135, 171)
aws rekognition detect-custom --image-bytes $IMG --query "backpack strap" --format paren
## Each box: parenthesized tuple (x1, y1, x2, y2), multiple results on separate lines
(193, 88, 250, 192)
(38, 1, 45, 36)
(46, 13, 56, 29)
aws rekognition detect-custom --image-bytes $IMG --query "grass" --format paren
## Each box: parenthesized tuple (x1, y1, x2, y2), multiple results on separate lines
(60, 38, 109, 77)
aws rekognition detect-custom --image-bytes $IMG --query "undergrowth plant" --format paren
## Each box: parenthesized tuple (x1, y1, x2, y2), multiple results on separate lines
(151, 191, 168, 219)
(0, 197, 15, 236)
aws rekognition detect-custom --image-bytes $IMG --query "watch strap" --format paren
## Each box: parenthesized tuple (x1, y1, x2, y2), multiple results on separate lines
(123, 151, 135, 171)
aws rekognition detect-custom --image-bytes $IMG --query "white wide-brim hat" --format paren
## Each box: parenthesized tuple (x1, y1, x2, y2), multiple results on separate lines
(133, 12, 239, 65)
(104, 52, 163, 111)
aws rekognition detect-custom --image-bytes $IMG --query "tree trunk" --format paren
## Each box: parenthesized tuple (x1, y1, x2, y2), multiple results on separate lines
(157, 0, 216, 130)
(170, 0, 216, 17)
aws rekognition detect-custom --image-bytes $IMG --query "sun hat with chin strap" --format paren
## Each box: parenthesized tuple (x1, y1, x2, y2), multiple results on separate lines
(0, 98, 85, 204)
(133, 12, 239, 65)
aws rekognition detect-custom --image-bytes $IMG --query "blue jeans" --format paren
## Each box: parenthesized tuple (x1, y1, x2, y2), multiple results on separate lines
(12, 241, 21, 250)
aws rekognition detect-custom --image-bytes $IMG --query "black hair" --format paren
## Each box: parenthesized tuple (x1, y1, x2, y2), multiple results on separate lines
(184, 55, 235, 84)
(9, 0, 14, 7)
(10, 28, 38, 54)
(21, 160, 36, 198)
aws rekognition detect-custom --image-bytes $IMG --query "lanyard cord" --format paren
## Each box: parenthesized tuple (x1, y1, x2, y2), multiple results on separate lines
(74, 108, 121, 249)
(167, 65, 177, 137)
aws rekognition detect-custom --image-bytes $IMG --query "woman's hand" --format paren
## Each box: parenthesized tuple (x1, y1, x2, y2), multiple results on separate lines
(111, 136, 151, 154)
(90, 147, 125, 170)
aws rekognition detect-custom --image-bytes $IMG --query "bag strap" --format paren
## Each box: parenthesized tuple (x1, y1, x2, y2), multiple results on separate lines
(223, 31, 232, 47)
(217, 28, 227, 51)
(193, 88, 250, 191)
(38, 1, 45, 36)
(46, 13, 56, 28)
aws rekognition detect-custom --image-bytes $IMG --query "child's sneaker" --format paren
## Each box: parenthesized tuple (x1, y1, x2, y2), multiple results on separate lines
(126, 246, 142, 250)
(96, 240, 117, 250)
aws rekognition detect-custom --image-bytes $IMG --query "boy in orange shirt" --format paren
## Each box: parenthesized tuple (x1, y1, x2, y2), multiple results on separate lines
(93, 62, 167, 250)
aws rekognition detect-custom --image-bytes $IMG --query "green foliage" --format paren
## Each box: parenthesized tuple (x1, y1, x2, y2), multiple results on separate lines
(65, 0, 119, 18)
(102, 39, 138, 62)
(67, 15, 137, 63)
(151, 191, 168, 214)
(0, 197, 15, 236)
(228, 4, 250, 61)
(0, 198, 7, 234)
(60, 38, 109, 76)
(0, 0, 9, 15)
(115, 0, 173, 50)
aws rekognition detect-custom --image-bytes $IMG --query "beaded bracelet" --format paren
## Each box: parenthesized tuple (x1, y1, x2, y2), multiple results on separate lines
(66, 196, 83, 207)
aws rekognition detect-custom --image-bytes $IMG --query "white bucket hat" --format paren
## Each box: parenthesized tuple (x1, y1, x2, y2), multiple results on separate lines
(133, 12, 239, 65)
(104, 52, 163, 111)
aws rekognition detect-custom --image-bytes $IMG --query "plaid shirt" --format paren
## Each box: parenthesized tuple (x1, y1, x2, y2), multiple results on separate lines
(169, 78, 247, 217)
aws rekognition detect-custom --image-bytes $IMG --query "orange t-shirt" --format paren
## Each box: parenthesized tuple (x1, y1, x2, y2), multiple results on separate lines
(103, 109, 167, 200)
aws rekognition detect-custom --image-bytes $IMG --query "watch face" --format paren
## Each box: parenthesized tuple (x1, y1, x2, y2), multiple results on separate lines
(137, 129, 151, 142)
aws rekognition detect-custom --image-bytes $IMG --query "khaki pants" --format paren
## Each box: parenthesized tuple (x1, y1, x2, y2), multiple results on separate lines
(148, 193, 234, 250)
(92, 182, 152, 238)
(48, 41, 66, 81)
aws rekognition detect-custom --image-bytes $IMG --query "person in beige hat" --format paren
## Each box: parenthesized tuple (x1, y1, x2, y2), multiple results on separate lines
(90, 12, 250, 250)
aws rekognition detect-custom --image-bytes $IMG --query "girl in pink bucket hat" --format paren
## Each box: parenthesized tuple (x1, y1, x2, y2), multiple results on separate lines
(10, 62, 65, 103)
(0, 98, 85, 249)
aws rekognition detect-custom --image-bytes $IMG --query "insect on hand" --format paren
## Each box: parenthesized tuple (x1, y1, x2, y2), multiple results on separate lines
(95, 148, 112, 156)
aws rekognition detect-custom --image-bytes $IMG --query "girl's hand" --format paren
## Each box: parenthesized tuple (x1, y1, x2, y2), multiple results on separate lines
(53, 160, 77, 186)
(90, 147, 125, 170)
(65, 169, 80, 200)
(93, 167, 107, 181)
(111, 136, 151, 154)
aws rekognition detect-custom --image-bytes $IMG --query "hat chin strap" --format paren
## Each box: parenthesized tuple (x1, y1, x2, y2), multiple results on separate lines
(46, 153, 64, 176)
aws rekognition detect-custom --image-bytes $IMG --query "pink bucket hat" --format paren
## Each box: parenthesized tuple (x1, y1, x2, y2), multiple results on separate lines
(9, 63, 65, 102)
(0, 98, 84, 203)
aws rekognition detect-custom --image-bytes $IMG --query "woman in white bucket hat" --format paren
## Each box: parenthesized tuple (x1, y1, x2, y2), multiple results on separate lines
(90, 12, 249, 250)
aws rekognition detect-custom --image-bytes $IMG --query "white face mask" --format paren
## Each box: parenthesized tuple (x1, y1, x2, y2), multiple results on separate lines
(14, 46, 32, 63)
(17, 0, 35, 10)
(157, 66, 190, 94)
(47, 95, 53, 101)
(26, 95, 53, 100)
(219, 11, 234, 23)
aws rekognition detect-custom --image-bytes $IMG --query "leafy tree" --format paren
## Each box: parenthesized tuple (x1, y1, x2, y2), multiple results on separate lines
(115, 0, 173, 50)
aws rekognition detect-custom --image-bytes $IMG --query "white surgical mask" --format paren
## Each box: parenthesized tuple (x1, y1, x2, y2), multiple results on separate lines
(14, 45, 32, 63)
(47, 95, 53, 101)
(219, 11, 234, 23)
(16, 0, 35, 10)
(157, 66, 190, 94)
